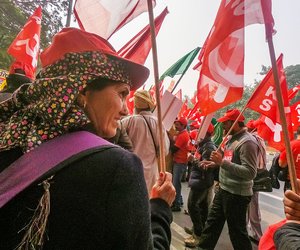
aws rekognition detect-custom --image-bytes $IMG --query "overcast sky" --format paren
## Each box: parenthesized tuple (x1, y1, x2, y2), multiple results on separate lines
(72, 0, 300, 97)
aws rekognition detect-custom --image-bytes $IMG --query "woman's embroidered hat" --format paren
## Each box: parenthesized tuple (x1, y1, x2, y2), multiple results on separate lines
(40, 27, 149, 90)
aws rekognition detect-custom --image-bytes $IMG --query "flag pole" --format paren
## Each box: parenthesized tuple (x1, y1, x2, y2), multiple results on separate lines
(171, 73, 185, 94)
(147, 0, 166, 173)
(267, 38, 298, 194)
(66, 0, 74, 27)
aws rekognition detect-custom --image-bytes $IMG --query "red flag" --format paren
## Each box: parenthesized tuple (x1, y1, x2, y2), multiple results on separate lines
(192, 34, 210, 71)
(7, 6, 42, 80)
(126, 90, 135, 115)
(246, 54, 290, 124)
(178, 100, 189, 119)
(74, 0, 156, 39)
(288, 84, 300, 100)
(291, 101, 300, 130)
(196, 0, 274, 115)
(255, 116, 286, 151)
(188, 101, 200, 119)
(118, 7, 168, 64)
(189, 112, 203, 124)
(190, 92, 198, 106)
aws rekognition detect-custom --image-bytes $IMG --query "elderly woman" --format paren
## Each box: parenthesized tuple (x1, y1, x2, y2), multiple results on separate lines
(0, 28, 175, 250)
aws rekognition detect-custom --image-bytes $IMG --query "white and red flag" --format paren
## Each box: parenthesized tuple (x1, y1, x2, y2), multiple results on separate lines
(74, 0, 156, 39)
(255, 116, 286, 151)
(118, 7, 168, 64)
(7, 6, 42, 80)
(247, 54, 293, 146)
(246, 54, 290, 124)
(196, 0, 274, 115)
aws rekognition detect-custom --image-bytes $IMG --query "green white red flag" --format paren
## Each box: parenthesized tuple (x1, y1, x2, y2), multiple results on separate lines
(160, 47, 200, 81)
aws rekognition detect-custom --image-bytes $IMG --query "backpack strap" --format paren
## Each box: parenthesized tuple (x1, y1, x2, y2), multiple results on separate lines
(0, 131, 115, 208)
(140, 114, 159, 157)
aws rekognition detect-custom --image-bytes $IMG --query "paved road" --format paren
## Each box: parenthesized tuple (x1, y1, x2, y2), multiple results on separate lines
(170, 153, 286, 250)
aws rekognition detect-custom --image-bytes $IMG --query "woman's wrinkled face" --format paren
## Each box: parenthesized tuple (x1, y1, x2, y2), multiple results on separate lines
(83, 82, 129, 138)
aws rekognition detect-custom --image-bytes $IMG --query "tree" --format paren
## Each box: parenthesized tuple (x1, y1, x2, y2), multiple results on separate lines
(0, 0, 70, 70)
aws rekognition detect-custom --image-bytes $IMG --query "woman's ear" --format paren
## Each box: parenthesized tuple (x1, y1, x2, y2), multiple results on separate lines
(77, 93, 87, 109)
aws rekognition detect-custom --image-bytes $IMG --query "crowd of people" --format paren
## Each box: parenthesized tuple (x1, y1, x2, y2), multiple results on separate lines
(0, 27, 299, 250)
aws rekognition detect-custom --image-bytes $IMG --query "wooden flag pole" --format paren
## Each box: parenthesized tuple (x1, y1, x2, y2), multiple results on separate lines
(171, 73, 185, 94)
(147, 0, 166, 172)
(66, 0, 74, 27)
(267, 38, 298, 194)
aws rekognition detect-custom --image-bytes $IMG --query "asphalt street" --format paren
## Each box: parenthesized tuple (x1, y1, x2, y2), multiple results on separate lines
(170, 153, 286, 250)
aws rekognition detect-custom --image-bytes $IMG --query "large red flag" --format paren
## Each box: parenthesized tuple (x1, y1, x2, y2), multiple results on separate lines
(196, 0, 274, 115)
(74, 0, 156, 39)
(118, 7, 168, 64)
(7, 6, 42, 80)
(246, 54, 290, 124)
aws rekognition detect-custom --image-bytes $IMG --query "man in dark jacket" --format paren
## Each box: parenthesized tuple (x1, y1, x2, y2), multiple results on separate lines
(185, 123, 217, 247)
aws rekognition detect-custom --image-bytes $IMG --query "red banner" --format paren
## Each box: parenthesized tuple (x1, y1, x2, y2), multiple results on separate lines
(196, 0, 274, 115)
(118, 7, 168, 64)
(246, 54, 290, 124)
(7, 6, 42, 79)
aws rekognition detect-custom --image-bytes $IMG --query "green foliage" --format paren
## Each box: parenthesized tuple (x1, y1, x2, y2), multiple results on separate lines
(285, 64, 300, 104)
(0, 0, 69, 70)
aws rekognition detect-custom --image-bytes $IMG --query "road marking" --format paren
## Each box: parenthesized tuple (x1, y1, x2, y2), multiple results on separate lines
(171, 222, 190, 238)
(260, 192, 283, 201)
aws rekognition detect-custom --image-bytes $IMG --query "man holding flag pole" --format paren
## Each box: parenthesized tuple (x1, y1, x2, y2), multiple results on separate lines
(197, 109, 259, 249)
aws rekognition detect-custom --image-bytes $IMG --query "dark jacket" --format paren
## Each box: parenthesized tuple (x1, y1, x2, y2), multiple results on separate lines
(188, 137, 217, 190)
(274, 222, 300, 250)
(0, 142, 172, 249)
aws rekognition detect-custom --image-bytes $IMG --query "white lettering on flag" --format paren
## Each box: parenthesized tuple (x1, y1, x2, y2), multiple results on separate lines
(265, 117, 282, 142)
